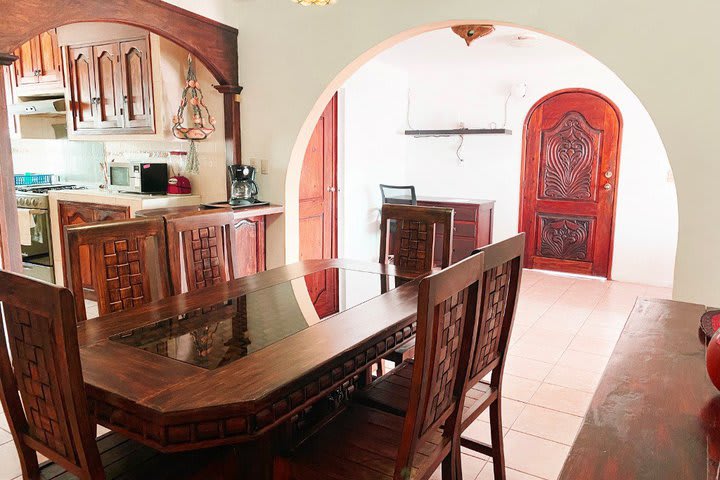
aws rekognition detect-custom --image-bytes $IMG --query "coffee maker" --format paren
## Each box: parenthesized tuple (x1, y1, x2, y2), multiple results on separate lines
(228, 165, 259, 206)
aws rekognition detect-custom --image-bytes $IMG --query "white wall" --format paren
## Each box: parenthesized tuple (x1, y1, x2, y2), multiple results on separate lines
(339, 27, 677, 287)
(339, 61, 408, 263)
(163, 0, 720, 306)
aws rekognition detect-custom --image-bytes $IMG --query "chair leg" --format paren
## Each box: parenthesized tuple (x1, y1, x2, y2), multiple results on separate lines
(15, 443, 40, 480)
(489, 398, 506, 480)
(441, 442, 463, 480)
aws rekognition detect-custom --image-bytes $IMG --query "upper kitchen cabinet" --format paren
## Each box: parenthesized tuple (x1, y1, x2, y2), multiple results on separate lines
(65, 34, 155, 135)
(11, 29, 65, 97)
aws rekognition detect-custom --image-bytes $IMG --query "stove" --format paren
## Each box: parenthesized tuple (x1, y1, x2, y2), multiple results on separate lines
(16, 184, 87, 209)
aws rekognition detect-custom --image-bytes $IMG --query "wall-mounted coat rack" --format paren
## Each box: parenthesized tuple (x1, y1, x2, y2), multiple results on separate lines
(404, 128, 512, 137)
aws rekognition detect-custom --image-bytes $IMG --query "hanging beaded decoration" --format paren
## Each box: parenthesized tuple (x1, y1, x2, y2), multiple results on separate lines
(172, 55, 216, 174)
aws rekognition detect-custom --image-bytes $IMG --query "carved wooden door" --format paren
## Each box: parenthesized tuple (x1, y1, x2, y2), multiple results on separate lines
(120, 38, 154, 131)
(67, 46, 97, 131)
(520, 90, 621, 278)
(93, 43, 124, 130)
(299, 95, 338, 319)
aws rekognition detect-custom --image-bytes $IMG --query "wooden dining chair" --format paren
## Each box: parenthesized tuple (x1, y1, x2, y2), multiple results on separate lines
(274, 251, 486, 480)
(64, 217, 171, 322)
(380, 184, 417, 205)
(164, 209, 239, 294)
(355, 233, 525, 480)
(0, 271, 236, 480)
(380, 203, 454, 371)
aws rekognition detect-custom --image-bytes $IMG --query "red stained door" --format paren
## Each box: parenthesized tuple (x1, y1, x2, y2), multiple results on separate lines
(520, 89, 622, 278)
(299, 95, 338, 318)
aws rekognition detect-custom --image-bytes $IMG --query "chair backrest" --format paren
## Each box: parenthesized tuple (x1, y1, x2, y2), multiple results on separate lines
(165, 209, 239, 294)
(379, 204, 454, 276)
(0, 272, 104, 479)
(64, 217, 171, 322)
(394, 251, 485, 479)
(379, 184, 417, 205)
(466, 233, 525, 389)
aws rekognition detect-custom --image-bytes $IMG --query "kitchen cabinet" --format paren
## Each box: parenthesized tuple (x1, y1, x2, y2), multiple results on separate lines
(234, 215, 266, 277)
(57, 201, 130, 296)
(11, 29, 64, 97)
(66, 35, 154, 134)
(415, 197, 495, 265)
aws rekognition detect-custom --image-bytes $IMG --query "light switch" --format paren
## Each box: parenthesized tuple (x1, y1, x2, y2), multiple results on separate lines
(261, 159, 269, 175)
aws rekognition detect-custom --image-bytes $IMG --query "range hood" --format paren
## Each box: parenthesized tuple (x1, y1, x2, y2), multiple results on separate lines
(9, 98, 66, 116)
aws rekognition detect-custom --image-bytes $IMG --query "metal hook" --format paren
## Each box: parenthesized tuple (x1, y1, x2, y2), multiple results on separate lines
(456, 134, 465, 163)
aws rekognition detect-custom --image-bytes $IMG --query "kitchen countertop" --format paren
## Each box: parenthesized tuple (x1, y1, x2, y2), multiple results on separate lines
(49, 187, 202, 201)
(135, 203, 284, 219)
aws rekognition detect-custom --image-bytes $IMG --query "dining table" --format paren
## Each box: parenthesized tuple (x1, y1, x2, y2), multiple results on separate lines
(77, 259, 420, 476)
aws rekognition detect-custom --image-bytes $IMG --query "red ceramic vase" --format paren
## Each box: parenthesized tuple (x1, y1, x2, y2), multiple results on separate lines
(707, 329, 720, 390)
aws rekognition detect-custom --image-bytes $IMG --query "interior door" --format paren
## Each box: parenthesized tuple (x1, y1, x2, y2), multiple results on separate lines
(519, 89, 622, 278)
(299, 95, 338, 318)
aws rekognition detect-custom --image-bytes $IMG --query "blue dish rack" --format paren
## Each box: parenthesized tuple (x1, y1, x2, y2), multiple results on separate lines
(14, 173, 55, 186)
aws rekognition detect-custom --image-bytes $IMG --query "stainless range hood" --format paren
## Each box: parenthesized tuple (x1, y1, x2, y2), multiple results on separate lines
(9, 98, 66, 116)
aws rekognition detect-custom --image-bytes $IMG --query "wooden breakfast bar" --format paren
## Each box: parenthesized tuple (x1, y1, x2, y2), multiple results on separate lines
(77, 259, 419, 456)
(560, 298, 718, 479)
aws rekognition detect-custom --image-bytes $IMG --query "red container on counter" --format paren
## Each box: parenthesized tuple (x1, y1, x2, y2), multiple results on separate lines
(167, 176, 191, 195)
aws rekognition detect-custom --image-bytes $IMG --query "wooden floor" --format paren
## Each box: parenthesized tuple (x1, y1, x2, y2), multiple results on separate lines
(0, 271, 673, 480)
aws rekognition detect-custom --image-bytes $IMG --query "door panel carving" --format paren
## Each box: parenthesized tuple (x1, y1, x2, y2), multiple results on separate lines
(540, 111, 601, 201)
(538, 215, 592, 261)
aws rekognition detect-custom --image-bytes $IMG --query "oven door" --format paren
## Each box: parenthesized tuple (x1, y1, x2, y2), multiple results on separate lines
(18, 207, 51, 261)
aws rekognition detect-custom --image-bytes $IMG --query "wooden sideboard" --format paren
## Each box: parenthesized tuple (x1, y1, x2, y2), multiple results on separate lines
(415, 196, 494, 264)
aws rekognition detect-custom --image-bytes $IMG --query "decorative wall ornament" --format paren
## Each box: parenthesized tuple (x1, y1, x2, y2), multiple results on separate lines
(539, 216, 591, 261)
(172, 56, 216, 174)
(451, 25, 494, 46)
(541, 111, 601, 200)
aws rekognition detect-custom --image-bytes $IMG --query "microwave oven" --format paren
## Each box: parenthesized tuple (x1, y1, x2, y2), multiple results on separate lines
(109, 162, 168, 194)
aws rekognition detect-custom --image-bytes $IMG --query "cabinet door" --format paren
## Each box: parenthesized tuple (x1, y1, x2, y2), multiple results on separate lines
(94, 205, 131, 222)
(93, 43, 124, 129)
(120, 38, 154, 131)
(13, 39, 36, 88)
(35, 29, 63, 86)
(234, 216, 266, 277)
(67, 46, 97, 131)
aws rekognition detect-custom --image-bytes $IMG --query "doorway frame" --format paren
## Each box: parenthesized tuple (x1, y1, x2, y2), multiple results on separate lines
(0, 0, 242, 272)
(518, 87, 624, 279)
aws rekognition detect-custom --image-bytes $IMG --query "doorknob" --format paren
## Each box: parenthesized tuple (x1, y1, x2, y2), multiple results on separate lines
(604, 171, 613, 178)
(327, 186, 336, 193)
(603, 183, 612, 190)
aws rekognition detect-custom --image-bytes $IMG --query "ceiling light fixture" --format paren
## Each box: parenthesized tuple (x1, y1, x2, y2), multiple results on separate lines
(451, 24, 495, 46)
(292, 0, 336, 5)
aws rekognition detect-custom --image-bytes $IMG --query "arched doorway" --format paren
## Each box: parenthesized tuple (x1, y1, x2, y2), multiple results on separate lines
(0, 0, 242, 273)
(519, 88, 622, 278)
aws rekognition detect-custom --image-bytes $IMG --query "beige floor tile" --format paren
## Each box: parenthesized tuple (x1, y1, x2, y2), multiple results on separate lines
(583, 310, 630, 329)
(503, 430, 570, 480)
(531, 315, 585, 334)
(0, 440, 22, 480)
(514, 328, 576, 350)
(463, 420, 510, 447)
(644, 286, 673, 299)
(511, 404, 583, 445)
(544, 365, 602, 393)
(509, 342, 566, 364)
(567, 335, 618, 357)
(555, 349, 609, 374)
(0, 415, 8, 433)
(430, 452, 486, 480)
(504, 355, 554, 382)
(478, 462, 544, 480)
(529, 383, 593, 417)
(0, 428, 11, 445)
(502, 375, 541, 402)
(476, 397, 526, 427)
(509, 324, 531, 346)
(576, 323, 623, 341)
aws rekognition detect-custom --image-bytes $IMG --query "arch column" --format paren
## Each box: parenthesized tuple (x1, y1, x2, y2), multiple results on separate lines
(0, 53, 21, 272)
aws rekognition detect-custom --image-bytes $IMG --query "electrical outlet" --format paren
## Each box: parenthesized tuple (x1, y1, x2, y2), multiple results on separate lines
(261, 159, 269, 175)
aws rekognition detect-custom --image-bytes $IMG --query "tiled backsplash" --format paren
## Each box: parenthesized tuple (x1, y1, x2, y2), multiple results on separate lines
(11, 139, 105, 185)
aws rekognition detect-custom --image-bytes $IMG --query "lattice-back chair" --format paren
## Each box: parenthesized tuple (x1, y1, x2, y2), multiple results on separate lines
(379, 184, 417, 205)
(379, 204, 454, 276)
(273, 252, 485, 480)
(64, 217, 171, 322)
(354, 234, 525, 480)
(460, 233, 524, 478)
(164, 209, 239, 294)
(0, 271, 105, 479)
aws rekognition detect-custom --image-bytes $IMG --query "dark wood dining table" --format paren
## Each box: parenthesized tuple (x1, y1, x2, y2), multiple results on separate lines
(77, 259, 419, 466)
(560, 298, 719, 479)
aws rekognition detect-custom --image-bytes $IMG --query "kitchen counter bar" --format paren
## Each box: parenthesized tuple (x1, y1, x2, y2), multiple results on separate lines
(135, 203, 284, 220)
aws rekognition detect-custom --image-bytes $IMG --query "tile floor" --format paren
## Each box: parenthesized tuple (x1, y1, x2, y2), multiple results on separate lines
(0, 270, 672, 480)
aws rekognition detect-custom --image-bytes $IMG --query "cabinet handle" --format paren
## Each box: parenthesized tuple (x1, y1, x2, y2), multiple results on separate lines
(327, 186, 336, 193)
